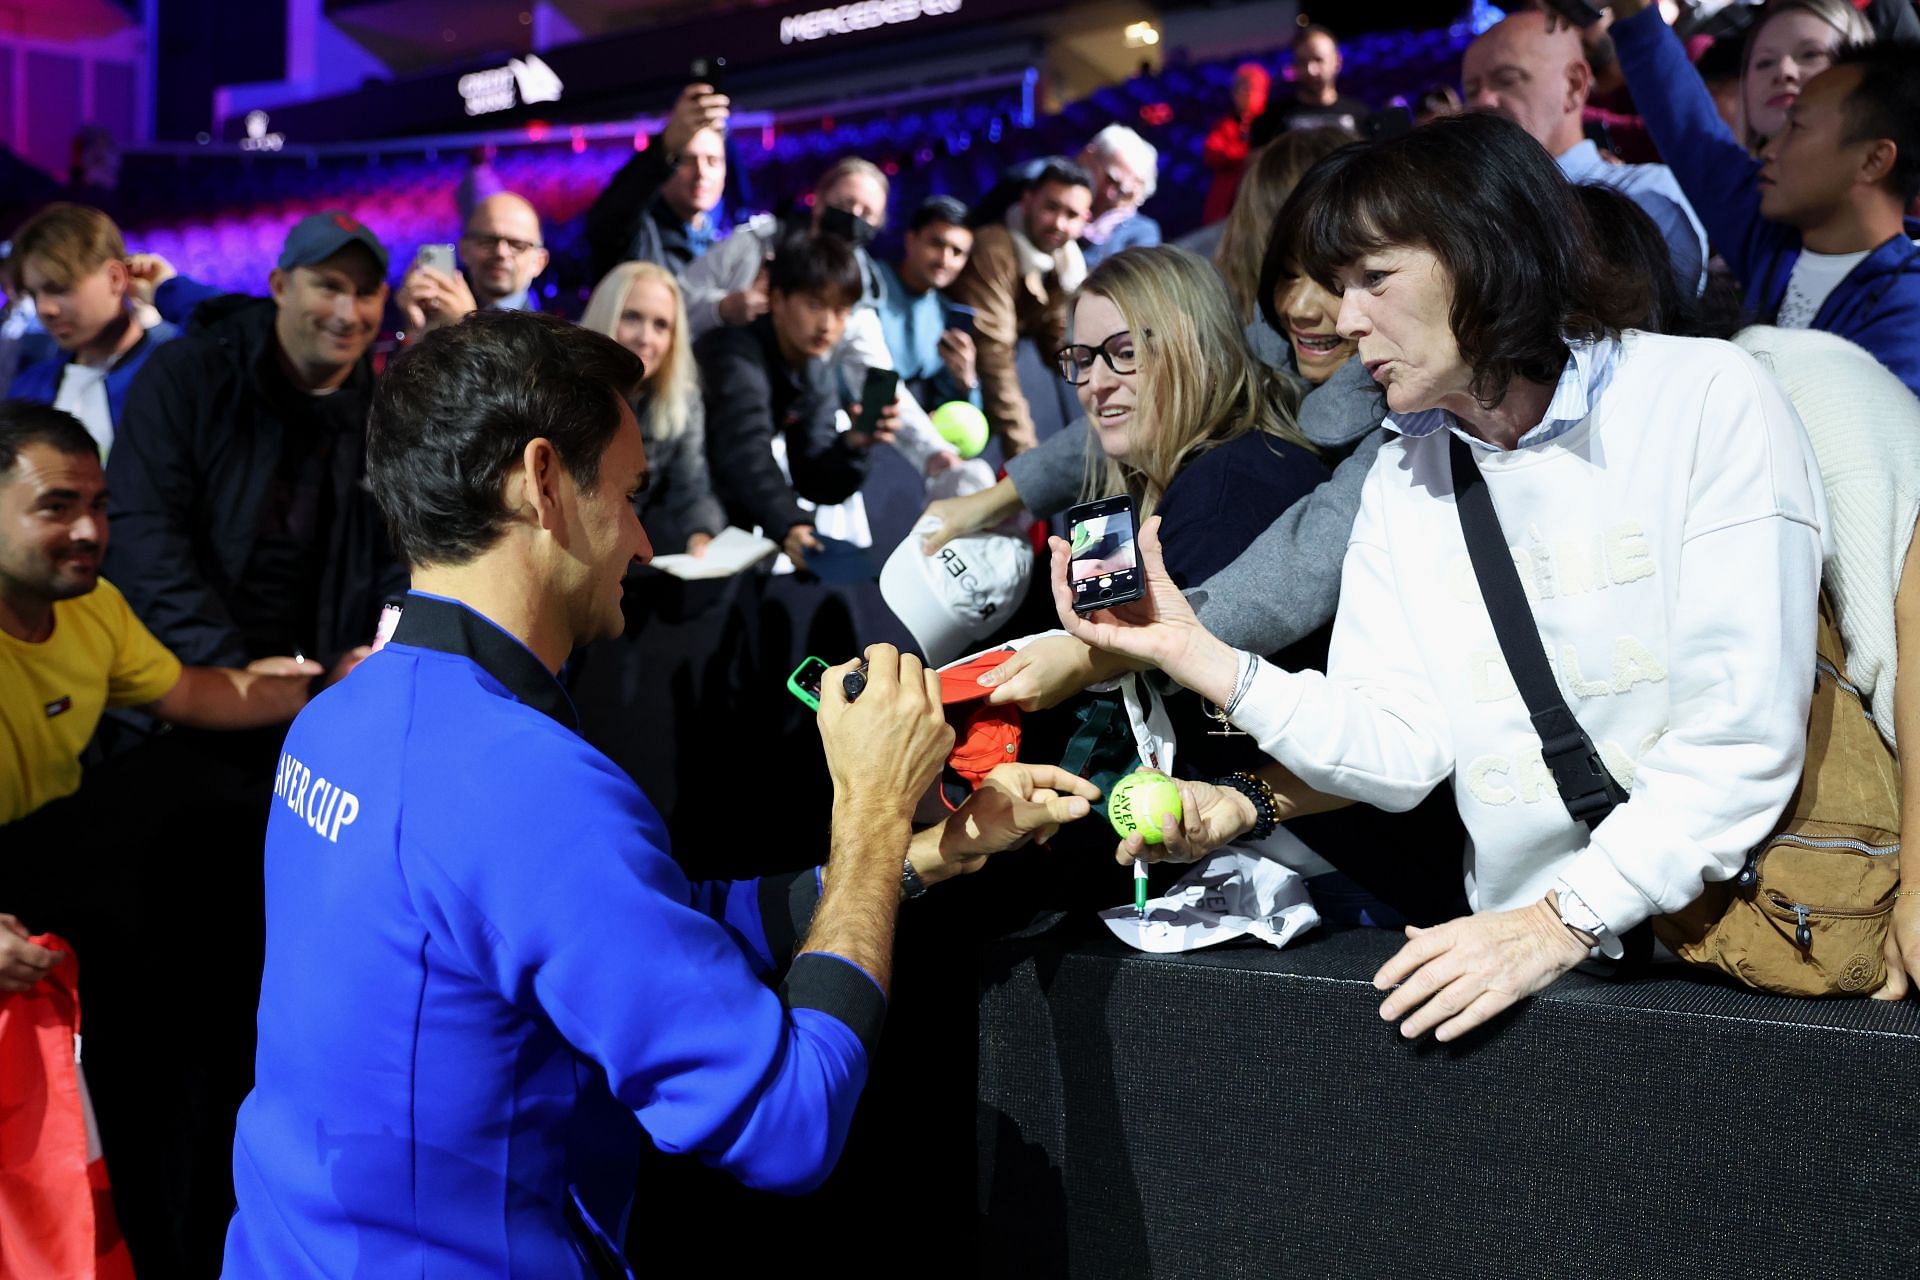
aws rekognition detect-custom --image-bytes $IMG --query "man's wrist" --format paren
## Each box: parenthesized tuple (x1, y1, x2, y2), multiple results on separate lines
(906, 823, 953, 888)
(834, 787, 918, 832)
(1226, 788, 1258, 838)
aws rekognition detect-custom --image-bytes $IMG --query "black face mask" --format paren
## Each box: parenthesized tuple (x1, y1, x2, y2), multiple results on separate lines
(818, 204, 878, 248)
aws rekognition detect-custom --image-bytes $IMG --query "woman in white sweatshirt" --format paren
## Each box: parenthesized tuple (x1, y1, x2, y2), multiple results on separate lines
(1054, 113, 1826, 1041)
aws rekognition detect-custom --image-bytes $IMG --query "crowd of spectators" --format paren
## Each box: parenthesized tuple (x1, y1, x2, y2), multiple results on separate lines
(2, 2, 1918, 1273)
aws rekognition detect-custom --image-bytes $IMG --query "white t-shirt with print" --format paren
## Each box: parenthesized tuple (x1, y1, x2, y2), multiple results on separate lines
(1775, 248, 1870, 328)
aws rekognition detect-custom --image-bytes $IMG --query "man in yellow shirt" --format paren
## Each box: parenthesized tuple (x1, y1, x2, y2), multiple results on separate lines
(0, 402, 315, 989)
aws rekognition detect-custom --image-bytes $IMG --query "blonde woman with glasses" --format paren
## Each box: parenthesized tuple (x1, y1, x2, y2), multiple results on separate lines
(1005, 246, 1331, 795)
(581, 261, 726, 554)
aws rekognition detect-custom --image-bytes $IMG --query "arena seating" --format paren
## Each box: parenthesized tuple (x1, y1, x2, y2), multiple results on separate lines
(113, 16, 1486, 308)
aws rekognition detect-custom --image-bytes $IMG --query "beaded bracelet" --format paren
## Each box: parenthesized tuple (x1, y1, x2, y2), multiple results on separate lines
(1212, 770, 1280, 843)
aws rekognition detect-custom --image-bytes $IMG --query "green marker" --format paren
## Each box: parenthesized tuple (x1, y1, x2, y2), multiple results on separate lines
(1134, 858, 1148, 918)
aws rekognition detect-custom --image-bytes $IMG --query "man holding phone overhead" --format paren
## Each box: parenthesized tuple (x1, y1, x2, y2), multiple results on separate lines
(585, 80, 731, 281)
(221, 309, 1095, 1277)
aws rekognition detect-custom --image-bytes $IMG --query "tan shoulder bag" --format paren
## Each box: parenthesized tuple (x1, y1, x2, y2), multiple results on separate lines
(1653, 599, 1902, 996)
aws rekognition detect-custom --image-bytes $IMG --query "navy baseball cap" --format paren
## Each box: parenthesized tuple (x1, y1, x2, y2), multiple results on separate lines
(278, 211, 389, 273)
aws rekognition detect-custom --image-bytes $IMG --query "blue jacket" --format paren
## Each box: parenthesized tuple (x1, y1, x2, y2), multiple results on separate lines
(5, 320, 180, 442)
(153, 273, 224, 328)
(223, 592, 882, 1278)
(1080, 211, 1162, 269)
(1612, 6, 1920, 396)
(872, 259, 982, 411)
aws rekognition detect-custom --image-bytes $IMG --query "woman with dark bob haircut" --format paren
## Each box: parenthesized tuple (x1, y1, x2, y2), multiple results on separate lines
(1054, 111, 1830, 1037)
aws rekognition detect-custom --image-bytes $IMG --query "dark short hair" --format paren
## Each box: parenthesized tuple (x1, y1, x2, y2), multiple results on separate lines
(1257, 138, 1365, 335)
(1571, 184, 1694, 338)
(1832, 41, 1920, 204)
(1694, 35, 1746, 83)
(909, 195, 971, 234)
(367, 310, 644, 567)
(767, 230, 864, 306)
(0, 400, 99, 473)
(1028, 158, 1092, 194)
(1295, 22, 1338, 49)
(1284, 112, 1639, 406)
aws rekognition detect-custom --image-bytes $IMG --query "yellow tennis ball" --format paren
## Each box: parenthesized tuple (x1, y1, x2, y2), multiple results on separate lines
(1108, 771, 1183, 844)
(930, 400, 990, 458)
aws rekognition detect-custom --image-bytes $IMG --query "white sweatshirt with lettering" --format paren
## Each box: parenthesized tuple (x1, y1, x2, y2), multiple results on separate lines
(1230, 332, 1826, 934)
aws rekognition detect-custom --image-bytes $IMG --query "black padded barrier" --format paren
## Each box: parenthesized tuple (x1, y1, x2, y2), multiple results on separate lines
(977, 917, 1920, 1279)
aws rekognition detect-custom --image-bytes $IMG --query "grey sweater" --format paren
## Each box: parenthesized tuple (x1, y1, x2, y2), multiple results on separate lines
(637, 392, 728, 552)
(1003, 343, 1386, 653)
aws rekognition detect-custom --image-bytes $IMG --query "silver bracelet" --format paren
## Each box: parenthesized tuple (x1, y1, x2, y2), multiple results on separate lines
(1220, 650, 1260, 720)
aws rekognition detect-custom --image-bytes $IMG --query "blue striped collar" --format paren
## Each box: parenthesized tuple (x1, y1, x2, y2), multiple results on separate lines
(1383, 336, 1620, 452)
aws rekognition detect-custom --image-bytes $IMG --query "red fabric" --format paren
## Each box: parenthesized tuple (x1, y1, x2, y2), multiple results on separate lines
(938, 649, 1023, 791)
(0, 936, 135, 1280)
(1201, 115, 1253, 224)
(938, 649, 1015, 704)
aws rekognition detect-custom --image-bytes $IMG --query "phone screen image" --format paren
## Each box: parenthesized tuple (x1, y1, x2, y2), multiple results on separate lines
(1067, 497, 1143, 613)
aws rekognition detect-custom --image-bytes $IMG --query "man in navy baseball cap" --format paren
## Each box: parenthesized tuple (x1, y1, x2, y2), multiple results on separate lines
(265, 211, 390, 390)
(276, 210, 391, 275)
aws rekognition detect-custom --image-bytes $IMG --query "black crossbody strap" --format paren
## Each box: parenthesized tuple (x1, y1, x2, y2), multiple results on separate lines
(1448, 434, 1628, 829)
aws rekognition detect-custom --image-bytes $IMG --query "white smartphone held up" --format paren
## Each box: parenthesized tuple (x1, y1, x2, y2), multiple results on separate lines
(416, 242, 456, 277)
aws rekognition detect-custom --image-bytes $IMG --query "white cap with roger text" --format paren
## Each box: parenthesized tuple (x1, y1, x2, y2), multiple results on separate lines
(880, 517, 1032, 668)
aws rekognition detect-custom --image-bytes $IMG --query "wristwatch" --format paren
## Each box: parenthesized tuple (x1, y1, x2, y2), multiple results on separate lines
(1554, 881, 1620, 957)
(901, 856, 930, 900)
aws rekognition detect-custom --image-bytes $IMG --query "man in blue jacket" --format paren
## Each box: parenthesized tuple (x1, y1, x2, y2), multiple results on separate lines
(1611, 7, 1920, 396)
(5, 203, 176, 454)
(222, 309, 1095, 1278)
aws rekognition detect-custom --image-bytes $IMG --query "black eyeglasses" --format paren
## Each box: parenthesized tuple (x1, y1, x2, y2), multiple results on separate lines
(461, 233, 543, 256)
(1056, 329, 1146, 385)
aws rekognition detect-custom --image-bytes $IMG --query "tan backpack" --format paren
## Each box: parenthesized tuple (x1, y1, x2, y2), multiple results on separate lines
(1653, 599, 1902, 996)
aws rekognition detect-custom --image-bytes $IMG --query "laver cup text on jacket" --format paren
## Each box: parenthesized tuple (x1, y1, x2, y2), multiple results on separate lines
(270, 750, 361, 844)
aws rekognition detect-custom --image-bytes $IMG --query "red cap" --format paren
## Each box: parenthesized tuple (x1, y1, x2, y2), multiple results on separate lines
(938, 649, 1021, 792)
